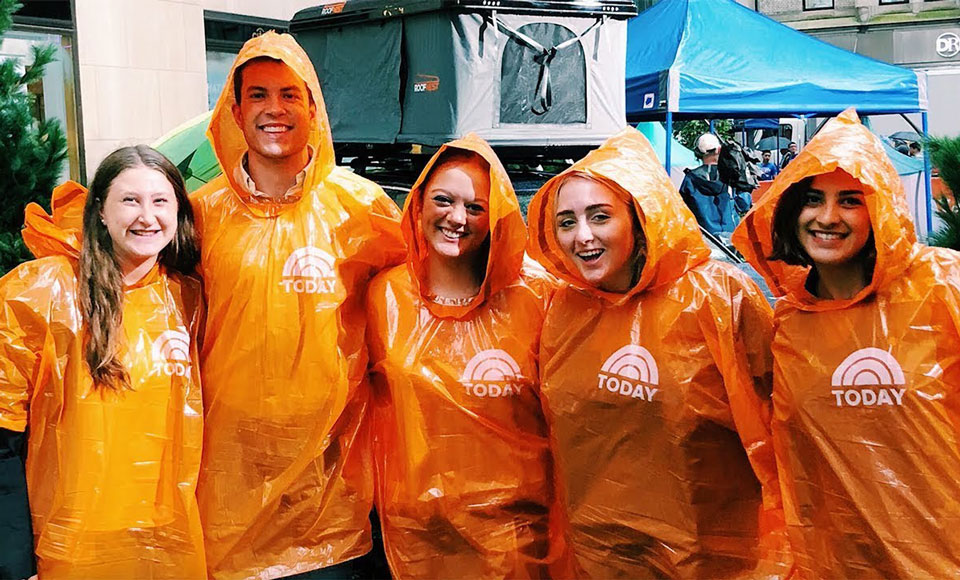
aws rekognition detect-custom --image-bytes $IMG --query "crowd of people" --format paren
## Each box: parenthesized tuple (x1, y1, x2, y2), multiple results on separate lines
(2, 31, 960, 580)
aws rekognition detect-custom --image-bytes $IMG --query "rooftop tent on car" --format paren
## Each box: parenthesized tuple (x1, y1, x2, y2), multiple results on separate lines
(290, 0, 636, 148)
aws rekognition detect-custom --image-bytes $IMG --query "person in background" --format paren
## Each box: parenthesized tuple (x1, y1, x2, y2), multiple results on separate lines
(733, 108, 960, 578)
(779, 142, 798, 169)
(0, 145, 205, 579)
(759, 150, 780, 181)
(527, 127, 791, 579)
(679, 133, 740, 236)
(909, 141, 922, 157)
(190, 31, 404, 579)
(367, 134, 562, 579)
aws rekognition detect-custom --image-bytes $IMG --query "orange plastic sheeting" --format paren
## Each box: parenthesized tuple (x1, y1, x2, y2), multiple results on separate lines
(732, 109, 960, 578)
(191, 31, 406, 579)
(367, 134, 560, 579)
(0, 183, 206, 579)
(527, 128, 791, 579)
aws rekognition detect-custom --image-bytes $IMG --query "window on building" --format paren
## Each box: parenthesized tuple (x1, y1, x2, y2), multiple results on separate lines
(878, 0, 908, 4)
(803, 0, 834, 9)
(499, 22, 587, 125)
(204, 11, 289, 109)
(9, 1, 83, 183)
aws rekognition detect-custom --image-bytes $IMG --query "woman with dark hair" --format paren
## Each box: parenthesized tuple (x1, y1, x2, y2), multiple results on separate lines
(526, 128, 790, 578)
(733, 108, 960, 577)
(366, 134, 562, 579)
(0, 145, 205, 579)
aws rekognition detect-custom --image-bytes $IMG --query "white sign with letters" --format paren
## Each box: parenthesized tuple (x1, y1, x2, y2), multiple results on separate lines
(936, 32, 960, 59)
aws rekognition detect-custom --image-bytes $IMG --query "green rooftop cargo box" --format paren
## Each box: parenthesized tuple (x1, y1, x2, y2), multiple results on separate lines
(290, 0, 636, 149)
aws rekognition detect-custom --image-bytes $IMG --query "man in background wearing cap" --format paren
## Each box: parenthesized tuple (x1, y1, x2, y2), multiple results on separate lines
(679, 132, 740, 237)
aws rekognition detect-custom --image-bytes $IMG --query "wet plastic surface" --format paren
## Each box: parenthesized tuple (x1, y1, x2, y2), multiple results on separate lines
(0, 182, 206, 579)
(190, 31, 406, 580)
(527, 128, 791, 578)
(733, 109, 960, 578)
(367, 134, 562, 579)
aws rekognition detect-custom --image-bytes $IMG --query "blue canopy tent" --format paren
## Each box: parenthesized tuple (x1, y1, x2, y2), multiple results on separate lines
(625, 0, 933, 232)
(636, 120, 697, 182)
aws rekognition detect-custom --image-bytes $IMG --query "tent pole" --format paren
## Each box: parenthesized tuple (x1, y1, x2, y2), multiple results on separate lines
(922, 111, 933, 236)
(665, 112, 673, 172)
(899, 112, 923, 137)
(708, 119, 715, 133)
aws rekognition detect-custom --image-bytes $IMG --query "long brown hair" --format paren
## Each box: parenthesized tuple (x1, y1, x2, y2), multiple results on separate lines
(78, 145, 199, 391)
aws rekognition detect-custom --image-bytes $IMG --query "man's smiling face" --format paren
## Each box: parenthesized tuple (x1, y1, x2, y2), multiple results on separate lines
(231, 58, 315, 165)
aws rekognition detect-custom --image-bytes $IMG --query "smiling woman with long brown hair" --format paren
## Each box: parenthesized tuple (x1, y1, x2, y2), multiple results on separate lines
(0, 145, 205, 579)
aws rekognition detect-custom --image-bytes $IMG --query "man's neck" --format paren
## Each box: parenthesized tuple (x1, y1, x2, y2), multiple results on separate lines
(247, 149, 310, 199)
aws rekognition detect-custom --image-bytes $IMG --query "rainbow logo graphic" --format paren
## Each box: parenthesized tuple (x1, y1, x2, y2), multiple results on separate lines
(280, 246, 338, 294)
(831, 347, 905, 387)
(459, 349, 524, 398)
(829, 347, 915, 407)
(150, 327, 192, 377)
(596, 344, 660, 402)
(600, 344, 659, 385)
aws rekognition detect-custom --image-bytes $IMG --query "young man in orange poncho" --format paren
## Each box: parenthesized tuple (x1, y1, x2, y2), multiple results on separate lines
(190, 31, 405, 580)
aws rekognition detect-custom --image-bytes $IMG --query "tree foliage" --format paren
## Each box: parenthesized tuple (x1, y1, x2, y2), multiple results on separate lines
(927, 135, 960, 250)
(0, 0, 68, 274)
(673, 119, 734, 153)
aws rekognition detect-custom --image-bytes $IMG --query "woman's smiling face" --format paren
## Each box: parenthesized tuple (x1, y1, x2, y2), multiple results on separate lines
(420, 159, 491, 261)
(555, 175, 640, 292)
(795, 169, 873, 269)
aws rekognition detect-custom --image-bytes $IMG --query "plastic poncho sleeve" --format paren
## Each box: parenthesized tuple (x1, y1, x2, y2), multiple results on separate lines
(704, 273, 781, 506)
(0, 266, 54, 433)
(361, 188, 407, 274)
(0, 263, 60, 580)
(697, 268, 789, 573)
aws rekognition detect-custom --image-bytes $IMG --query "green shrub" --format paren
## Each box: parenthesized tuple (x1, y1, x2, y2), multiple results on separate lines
(927, 136, 960, 250)
(0, 0, 68, 274)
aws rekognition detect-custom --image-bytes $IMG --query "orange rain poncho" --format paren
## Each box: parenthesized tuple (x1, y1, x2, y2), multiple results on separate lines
(366, 134, 559, 579)
(527, 128, 790, 579)
(191, 32, 405, 579)
(732, 109, 960, 578)
(0, 182, 206, 578)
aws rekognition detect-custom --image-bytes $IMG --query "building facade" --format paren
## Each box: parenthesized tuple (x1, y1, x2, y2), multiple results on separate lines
(7, 0, 956, 182)
(8, 0, 318, 181)
(755, 0, 960, 136)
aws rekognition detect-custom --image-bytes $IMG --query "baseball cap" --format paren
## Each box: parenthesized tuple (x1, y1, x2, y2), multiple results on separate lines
(695, 133, 721, 154)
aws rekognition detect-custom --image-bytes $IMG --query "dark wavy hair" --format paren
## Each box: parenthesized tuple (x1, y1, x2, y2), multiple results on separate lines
(79, 145, 199, 391)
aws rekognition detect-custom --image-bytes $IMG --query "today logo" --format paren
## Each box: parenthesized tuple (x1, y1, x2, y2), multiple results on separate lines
(830, 347, 907, 407)
(596, 344, 659, 402)
(460, 349, 524, 398)
(149, 327, 191, 377)
(280, 246, 338, 294)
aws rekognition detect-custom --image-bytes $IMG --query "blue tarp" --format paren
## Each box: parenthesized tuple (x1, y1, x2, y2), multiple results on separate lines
(626, 0, 928, 120)
(635, 121, 698, 168)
